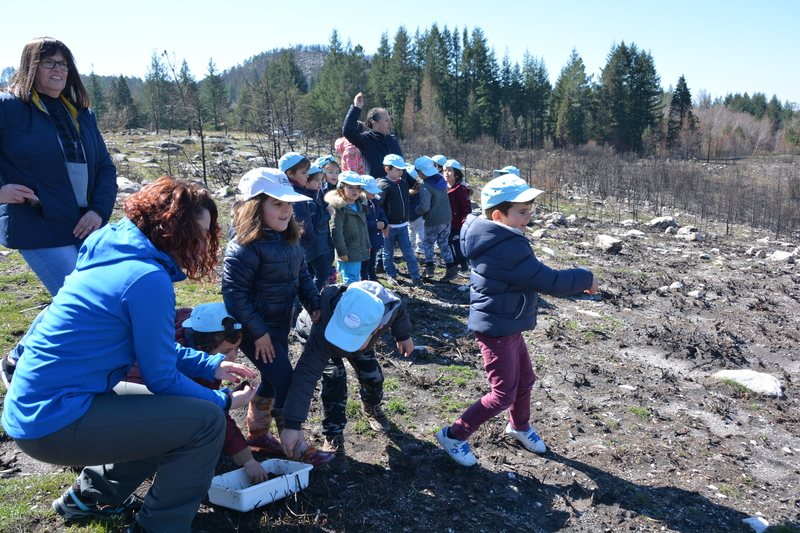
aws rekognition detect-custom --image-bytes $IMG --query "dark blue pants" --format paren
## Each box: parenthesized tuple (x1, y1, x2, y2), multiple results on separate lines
(240, 334, 293, 408)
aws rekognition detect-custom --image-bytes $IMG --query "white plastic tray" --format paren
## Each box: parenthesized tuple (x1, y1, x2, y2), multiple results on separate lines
(207, 459, 313, 512)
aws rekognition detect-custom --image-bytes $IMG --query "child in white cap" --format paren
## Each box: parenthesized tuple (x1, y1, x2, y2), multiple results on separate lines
(435, 175, 599, 466)
(223, 168, 331, 465)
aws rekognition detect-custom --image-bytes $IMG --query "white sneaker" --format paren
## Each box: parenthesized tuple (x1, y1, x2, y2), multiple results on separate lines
(436, 427, 477, 466)
(505, 423, 547, 453)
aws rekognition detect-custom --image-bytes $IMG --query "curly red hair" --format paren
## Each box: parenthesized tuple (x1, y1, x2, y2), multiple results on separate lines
(122, 177, 220, 280)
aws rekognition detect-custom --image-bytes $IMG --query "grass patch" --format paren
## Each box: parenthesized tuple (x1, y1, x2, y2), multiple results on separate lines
(718, 484, 740, 498)
(386, 397, 407, 415)
(345, 399, 361, 418)
(351, 418, 374, 436)
(627, 406, 650, 419)
(719, 378, 753, 395)
(383, 377, 400, 392)
(443, 365, 478, 388)
(440, 396, 473, 413)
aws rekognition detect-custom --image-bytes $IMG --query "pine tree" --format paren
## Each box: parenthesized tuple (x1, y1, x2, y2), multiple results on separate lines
(87, 70, 106, 118)
(666, 75, 695, 154)
(107, 75, 137, 129)
(522, 53, 551, 148)
(143, 53, 171, 133)
(367, 33, 392, 110)
(550, 49, 590, 147)
(202, 58, 229, 132)
(386, 26, 414, 137)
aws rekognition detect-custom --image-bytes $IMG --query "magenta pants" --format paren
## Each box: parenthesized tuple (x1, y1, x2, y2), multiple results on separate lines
(450, 332, 536, 442)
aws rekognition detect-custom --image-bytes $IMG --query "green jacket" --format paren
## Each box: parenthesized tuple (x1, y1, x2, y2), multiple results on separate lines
(325, 190, 370, 262)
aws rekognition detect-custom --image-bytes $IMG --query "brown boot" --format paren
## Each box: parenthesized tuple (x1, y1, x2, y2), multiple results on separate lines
(362, 403, 391, 432)
(323, 434, 348, 474)
(246, 395, 284, 455)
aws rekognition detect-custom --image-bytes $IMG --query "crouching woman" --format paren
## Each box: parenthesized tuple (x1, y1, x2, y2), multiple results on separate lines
(1, 177, 257, 533)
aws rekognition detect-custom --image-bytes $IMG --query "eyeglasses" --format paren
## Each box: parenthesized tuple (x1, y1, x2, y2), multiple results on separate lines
(39, 59, 69, 71)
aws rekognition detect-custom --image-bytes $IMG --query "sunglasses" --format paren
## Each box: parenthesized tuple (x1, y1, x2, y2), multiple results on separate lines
(39, 59, 69, 71)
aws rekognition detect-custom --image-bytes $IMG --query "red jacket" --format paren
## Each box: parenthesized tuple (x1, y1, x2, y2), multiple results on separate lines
(448, 182, 471, 231)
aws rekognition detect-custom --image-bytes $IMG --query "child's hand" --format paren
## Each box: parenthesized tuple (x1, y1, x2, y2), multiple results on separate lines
(229, 382, 257, 410)
(339, 255, 348, 262)
(396, 338, 415, 358)
(243, 458, 270, 484)
(382, 228, 389, 238)
(254, 333, 275, 363)
(377, 221, 385, 230)
(309, 309, 321, 324)
(585, 278, 600, 295)
(280, 429, 303, 458)
(353, 92, 364, 108)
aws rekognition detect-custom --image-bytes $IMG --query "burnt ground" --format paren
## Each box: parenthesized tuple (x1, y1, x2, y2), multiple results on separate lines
(2, 200, 800, 533)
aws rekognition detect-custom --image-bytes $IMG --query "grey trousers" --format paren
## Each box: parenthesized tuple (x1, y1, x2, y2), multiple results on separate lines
(15, 383, 225, 533)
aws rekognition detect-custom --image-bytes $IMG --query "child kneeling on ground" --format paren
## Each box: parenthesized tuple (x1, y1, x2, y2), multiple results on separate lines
(436, 175, 599, 466)
(280, 281, 415, 474)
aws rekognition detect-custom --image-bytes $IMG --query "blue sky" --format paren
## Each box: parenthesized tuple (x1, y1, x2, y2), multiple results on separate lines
(2, 0, 797, 105)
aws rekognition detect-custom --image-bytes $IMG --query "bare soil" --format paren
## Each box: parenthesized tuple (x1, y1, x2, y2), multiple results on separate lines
(1, 136, 799, 532)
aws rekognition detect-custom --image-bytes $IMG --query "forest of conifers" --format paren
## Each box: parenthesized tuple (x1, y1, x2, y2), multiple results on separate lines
(3, 25, 798, 236)
(2, 25, 794, 160)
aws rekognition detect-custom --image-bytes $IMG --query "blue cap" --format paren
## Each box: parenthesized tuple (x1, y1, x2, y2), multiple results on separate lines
(337, 170, 363, 187)
(414, 156, 438, 177)
(481, 176, 545, 210)
(182, 303, 241, 333)
(493, 165, 520, 177)
(382, 154, 412, 170)
(308, 164, 323, 175)
(315, 155, 337, 168)
(408, 168, 419, 179)
(431, 155, 447, 166)
(324, 287, 384, 351)
(360, 176, 382, 194)
(278, 152, 306, 172)
(444, 159, 462, 171)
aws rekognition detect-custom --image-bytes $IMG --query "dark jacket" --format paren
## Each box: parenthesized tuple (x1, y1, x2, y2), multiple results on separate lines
(448, 182, 472, 231)
(416, 173, 451, 227)
(289, 180, 314, 250)
(342, 105, 403, 178)
(408, 186, 423, 222)
(365, 197, 389, 249)
(461, 214, 593, 337)
(325, 190, 370, 263)
(376, 175, 416, 225)
(305, 188, 333, 262)
(222, 229, 320, 340)
(283, 282, 412, 430)
(0, 92, 117, 250)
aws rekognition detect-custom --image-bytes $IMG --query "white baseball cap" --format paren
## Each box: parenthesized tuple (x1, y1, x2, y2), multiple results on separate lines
(324, 287, 384, 352)
(238, 168, 311, 202)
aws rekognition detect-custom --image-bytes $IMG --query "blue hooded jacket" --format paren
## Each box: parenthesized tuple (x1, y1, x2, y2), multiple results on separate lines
(461, 214, 594, 337)
(1, 218, 227, 440)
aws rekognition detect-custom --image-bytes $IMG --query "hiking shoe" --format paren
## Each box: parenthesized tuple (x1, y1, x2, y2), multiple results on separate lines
(53, 487, 139, 519)
(362, 403, 391, 432)
(422, 263, 436, 279)
(385, 276, 400, 286)
(323, 434, 348, 474)
(505, 423, 547, 453)
(436, 427, 476, 466)
(440, 266, 459, 282)
(1, 354, 15, 389)
(247, 433, 284, 455)
(411, 277, 423, 287)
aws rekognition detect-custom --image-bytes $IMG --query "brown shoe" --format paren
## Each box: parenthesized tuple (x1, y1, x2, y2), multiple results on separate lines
(323, 434, 348, 474)
(295, 445, 335, 466)
(362, 403, 391, 432)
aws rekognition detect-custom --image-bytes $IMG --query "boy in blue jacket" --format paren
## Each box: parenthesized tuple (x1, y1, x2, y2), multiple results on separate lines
(436, 175, 599, 466)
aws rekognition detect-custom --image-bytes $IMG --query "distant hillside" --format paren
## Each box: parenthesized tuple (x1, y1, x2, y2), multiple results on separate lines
(221, 44, 328, 98)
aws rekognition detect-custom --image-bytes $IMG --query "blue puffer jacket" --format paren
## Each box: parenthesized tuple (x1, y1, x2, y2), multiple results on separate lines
(222, 229, 320, 340)
(305, 188, 333, 262)
(1, 218, 227, 440)
(365, 197, 388, 249)
(0, 92, 117, 250)
(342, 105, 403, 178)
(289, 180, 314, 250)
(461, 214, 594, 337)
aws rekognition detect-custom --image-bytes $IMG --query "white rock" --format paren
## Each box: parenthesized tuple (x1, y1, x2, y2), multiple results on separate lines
(625, 230, 646, 238)
(116, 177, 141, 194)
(713, 370, 784, 397)
(742, 517, 769, 533)
(620, 219, 638, 227)
(540, 247, 555, 256)
(769, 250, 795, 263)
(649, 216, 678, 229)
(755, 237, 770, 245)
(669, 282, 684, 291)
(656, 286, 671, 295)
(619, 385, 636, 391)
(687, 290, 703, 299)
(754, 249, 767, 259)
(594, 235, 623, 254)
(664, 226, 677, 235)
(531, 229, 549, 240)
(677, 226, 698, 235)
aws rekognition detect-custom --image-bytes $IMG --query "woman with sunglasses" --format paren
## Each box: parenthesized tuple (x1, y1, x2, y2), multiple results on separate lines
(0, 37, 117, 295)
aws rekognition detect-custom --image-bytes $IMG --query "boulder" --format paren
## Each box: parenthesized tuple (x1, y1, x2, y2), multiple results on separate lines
(649, 216, 678, 229)
(531, 229, 549, 240)
(116, 177, 141, 194)
(713, 369, 784, 397)
(768, 250, 795, 263)
(677, 226, 698, 235)
(664, 227, 677, 235)
(594, 235, 623, 254)
(111, 153, 128, 163)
